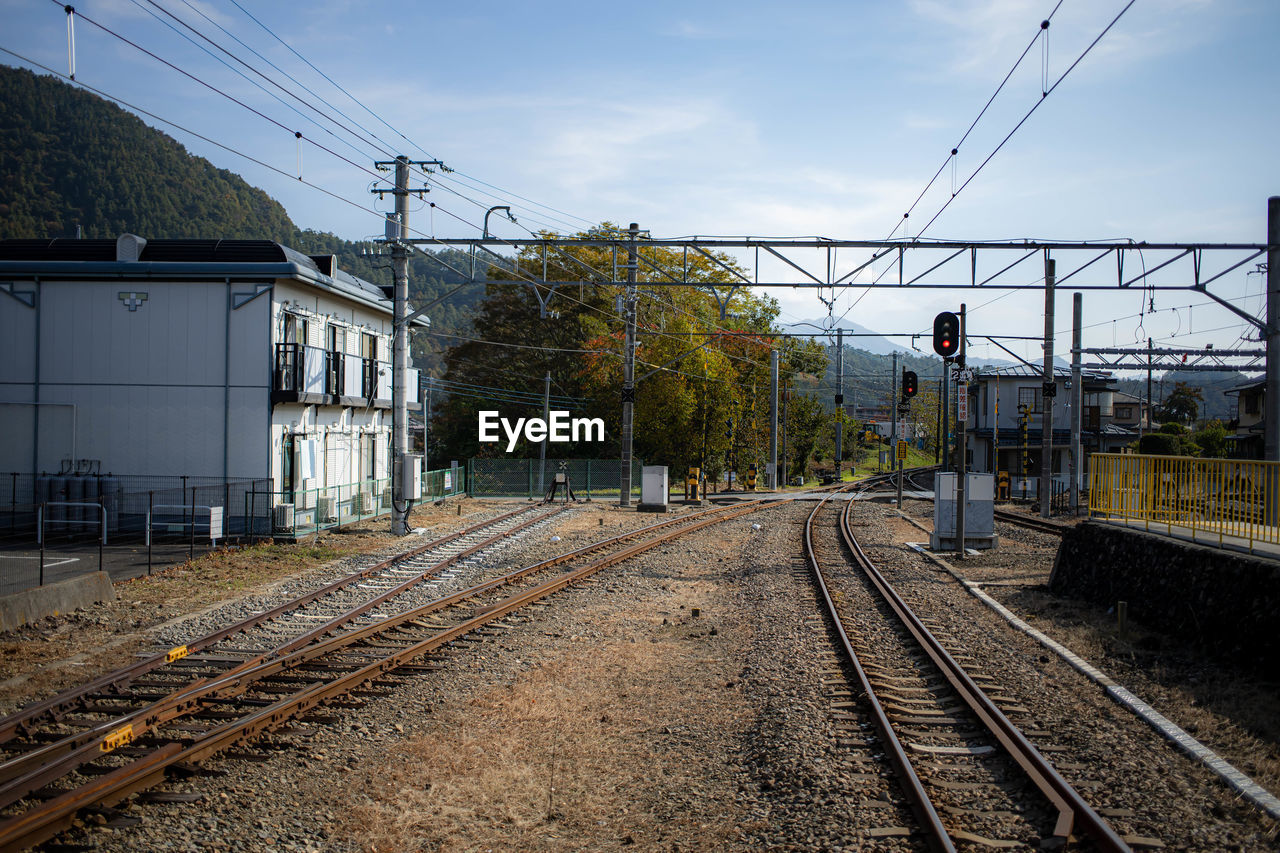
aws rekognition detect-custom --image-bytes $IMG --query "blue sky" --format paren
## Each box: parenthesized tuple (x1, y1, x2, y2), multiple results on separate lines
(3, 0, 1278, 368)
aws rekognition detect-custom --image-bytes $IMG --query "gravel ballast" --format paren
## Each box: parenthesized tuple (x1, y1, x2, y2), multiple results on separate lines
(7, 496, 1277, 851)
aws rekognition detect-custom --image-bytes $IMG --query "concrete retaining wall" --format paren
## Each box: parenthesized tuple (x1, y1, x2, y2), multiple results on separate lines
(0, 572, 116, 632)
(1050, 521, 1280, 677)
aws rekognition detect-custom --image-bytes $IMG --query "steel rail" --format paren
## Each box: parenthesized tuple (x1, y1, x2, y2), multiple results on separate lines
(0, 498, 787, 850)
(803, 490, 955, 853)
(992, 508, 1067, 536)
(0, 504, 549, 744)
(0, 505, 566, 787)
(836, 498, 1129, 852)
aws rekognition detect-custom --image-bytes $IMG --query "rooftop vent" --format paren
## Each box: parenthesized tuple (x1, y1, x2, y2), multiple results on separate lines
(116, 234, 147, 262)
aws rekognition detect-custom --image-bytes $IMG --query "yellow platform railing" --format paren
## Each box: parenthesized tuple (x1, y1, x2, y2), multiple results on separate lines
(1088, 453, 1280, 551)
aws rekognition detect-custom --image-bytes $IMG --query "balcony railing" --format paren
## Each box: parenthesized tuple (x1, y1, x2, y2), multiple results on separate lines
(325, 350, 344, 396)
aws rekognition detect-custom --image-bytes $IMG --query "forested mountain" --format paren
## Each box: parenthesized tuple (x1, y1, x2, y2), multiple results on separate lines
(0, 64, 479, 375)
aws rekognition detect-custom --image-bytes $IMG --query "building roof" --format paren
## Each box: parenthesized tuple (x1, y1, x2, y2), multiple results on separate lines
(1224, 378, 1266, 396)
(0, 236, 428, 325)
(973, 364, 1113, 383)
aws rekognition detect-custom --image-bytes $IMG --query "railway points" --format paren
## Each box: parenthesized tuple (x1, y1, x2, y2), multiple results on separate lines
(0, 478, 1274, 851)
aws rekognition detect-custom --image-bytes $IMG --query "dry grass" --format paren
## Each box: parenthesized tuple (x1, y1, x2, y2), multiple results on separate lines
(339, 594, 751, 852)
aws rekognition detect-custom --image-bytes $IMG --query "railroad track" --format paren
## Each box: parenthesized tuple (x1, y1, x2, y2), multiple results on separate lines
(803, 489, 1128, 851)
(0, 497, 785, 851)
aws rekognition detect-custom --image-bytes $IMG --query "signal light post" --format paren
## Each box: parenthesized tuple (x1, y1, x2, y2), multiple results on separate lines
(933, 306, 967, 558)
(898, 369, 917, 506)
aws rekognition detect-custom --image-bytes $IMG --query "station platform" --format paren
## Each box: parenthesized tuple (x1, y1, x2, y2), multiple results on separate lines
(1093, 515, 1280, 561)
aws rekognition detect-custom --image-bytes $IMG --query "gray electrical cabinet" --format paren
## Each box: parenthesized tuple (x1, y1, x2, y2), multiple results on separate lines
(931, 472, 998, 551)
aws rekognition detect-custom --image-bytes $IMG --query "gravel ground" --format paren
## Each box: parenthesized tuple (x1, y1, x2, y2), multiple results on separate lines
(9, 495, 1280, 851)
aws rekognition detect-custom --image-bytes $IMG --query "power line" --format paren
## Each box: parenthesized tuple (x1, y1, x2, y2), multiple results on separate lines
(831, 0, 1135, 325)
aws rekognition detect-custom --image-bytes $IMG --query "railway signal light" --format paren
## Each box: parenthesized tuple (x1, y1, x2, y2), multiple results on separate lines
(933, 311, 961, 359)
(902, 370, 918, 399)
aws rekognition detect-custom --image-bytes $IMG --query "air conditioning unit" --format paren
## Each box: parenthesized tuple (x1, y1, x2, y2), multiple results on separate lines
(317, 496, 337, 523)
(297, 484, 317, 510)
(273, 503, 295, 531)
(353, 491, 373, 514)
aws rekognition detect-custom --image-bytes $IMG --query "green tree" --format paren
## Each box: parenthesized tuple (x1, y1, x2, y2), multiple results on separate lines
(1158, 382, 1203, 425)
(1192, 419, 1229, 458)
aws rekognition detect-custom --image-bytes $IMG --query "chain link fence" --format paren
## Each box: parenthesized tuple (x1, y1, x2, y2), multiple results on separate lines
(467, 458, 641, 500)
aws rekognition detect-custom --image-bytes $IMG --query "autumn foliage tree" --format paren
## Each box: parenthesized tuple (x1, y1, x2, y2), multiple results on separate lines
(429, 224, 828, 480)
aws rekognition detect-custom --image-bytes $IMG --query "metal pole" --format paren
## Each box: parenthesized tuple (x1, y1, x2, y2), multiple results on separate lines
(147, 490, 153, 575)
(1267, 197, 1280, 463)
(941, 363, 949, 472)
(1041, 258, 1056, 519)
(391, 155, 411, 535)
(956, 303, 967, 558)
(620, 223, 638, 507)
(38, 503, 44, 586)
(835, 328, 844, 482)
(539, 371, 550, 495)
(935, 377, 942, 466)
(891, 351, 900, 502)
(189, 485, 196, 561)
(769, 349, 779, 490)
(1265, 197, 1280, 525)
(98, 497, 104, 574)
(1071, 292, 1083, 515)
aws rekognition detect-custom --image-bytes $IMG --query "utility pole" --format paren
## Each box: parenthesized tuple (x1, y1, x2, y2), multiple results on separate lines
(769, 349, 779, 490)
(1266, 197, 1279, 523)
(619, 223, 639, 507)
(1070, 293, 1083, 515)
(539, 371, 550, 496)
(1040, 257, 1056, 519)
(1146, 337, 1154, 438)
(781, 388, 789, 487)
(835, 328, 844, 482)
(373, 155, 440, 534)
(956, 303, 967, 558)
(891, 351, 899, 500)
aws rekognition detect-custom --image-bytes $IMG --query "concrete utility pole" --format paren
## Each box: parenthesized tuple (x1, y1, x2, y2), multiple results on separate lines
(390, 156, 411, 535)
(373, 154, 439, 534)
(835, 328, 844, 482)
(1266, 198, 1279, 524)
(1071, 292, 1083, 515)
(619, 223, 639, 507)
(769, 349, 779, 490)
(539, 371, 550, 496)
(1041, 257, 1056, 519)
(1267, 196, 1279, 463)
(891, 351, 901, 505)
(956, 303, 967, 558)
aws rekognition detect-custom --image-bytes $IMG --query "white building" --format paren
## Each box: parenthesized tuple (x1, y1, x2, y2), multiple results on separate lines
(0, 235, 423, 535)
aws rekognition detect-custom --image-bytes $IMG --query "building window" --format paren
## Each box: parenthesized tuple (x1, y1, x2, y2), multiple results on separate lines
(1246, 393, 1260, 415)
(1115, 406, 1132, 420)
(1085, 407, 1100, 430)
(326, 325, 346, 396)
(1017, 386, 1040, 413)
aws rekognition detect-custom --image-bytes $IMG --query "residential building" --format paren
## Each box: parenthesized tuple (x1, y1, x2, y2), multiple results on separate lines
(0, 235, 424, 534)
(1224, 379, 1265, 458)
(964, 365, 1130, 494)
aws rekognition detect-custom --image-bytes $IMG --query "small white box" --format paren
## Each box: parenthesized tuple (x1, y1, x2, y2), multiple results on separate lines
(640, 466, 669, 511)
(402, 453, 423, 500)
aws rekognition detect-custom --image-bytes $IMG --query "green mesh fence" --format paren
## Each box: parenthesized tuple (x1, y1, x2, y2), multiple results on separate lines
(467, 458, 642, 500)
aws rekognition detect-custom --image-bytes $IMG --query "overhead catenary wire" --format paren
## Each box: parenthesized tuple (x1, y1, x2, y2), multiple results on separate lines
(830, 0, 1135, 327)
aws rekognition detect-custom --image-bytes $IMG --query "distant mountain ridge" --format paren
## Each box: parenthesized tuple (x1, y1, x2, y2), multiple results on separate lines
(0, 63, 478, 375)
